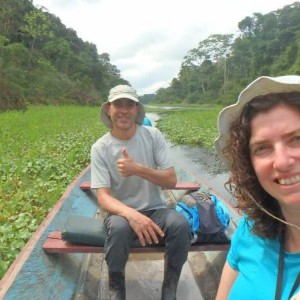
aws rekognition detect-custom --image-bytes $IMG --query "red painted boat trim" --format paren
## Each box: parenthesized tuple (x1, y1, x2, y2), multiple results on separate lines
(43, 231, 230, 254)
(80, 181, 200, 191)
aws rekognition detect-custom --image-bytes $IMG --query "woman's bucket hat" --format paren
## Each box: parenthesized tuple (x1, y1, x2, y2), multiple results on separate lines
(214, 75, 300, 168)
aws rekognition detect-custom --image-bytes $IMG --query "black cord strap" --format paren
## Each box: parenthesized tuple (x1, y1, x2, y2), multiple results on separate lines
(275, 229, 300, 300)
(289, 272, 300, 299)
(275, 229, 285, 300)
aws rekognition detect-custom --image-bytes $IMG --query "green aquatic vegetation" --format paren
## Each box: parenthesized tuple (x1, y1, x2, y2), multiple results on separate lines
(0, 104, 222, 279)
(156, 107, 221, 148)
(0, 106, 107, 278)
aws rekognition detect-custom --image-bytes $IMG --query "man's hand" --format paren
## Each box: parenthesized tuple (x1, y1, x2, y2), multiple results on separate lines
(125, 209, 165, 246)
(117, 147, 138, 177)
(116, 147, 176, 188)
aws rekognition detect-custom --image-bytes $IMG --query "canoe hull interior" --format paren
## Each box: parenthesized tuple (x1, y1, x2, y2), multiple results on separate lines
(0, 163, 238, 300)
(0, 166, 99, 299)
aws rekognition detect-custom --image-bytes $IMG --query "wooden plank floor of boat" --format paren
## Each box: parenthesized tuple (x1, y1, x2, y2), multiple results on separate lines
(73, 252, 203, 300)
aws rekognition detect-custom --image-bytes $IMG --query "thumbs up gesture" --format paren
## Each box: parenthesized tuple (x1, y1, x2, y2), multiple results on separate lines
(121, 147, 129, 159)
(117, 147, 137, 177)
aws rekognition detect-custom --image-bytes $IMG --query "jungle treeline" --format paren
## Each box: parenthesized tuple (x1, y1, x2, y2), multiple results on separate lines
(153, 1, 300, 105)
(0, 0, 128, 111)
(0, 1, 300, 111)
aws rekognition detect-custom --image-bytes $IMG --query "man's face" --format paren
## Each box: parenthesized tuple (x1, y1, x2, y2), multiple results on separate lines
(106, 98, 139, 130)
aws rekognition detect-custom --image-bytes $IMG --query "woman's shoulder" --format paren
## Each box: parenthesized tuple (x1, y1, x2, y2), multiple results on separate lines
(234, 215, 276, 248)
(237, 215, 253, 231)
(233, 215, 257, 244)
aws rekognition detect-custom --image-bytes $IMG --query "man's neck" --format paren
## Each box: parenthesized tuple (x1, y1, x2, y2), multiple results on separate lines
(111, 124, 137, 140)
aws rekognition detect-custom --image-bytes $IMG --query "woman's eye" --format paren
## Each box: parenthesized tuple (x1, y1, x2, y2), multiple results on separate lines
(251, 144, 271, 156)
(290, 135, 300, 145)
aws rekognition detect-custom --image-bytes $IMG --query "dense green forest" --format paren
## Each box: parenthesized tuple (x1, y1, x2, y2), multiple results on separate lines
(0, 1, 300, 110)
(154, 1, 300, 104)
(0, 0, 128, 111)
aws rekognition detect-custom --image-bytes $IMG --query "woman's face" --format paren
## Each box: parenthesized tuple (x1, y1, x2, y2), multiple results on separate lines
(249, 104, 300, 210)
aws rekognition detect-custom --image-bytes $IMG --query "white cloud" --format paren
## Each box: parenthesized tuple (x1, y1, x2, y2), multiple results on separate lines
(33, 0, 296, 94)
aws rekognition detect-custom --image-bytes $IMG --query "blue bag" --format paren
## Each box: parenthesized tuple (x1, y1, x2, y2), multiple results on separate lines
(210, 194, 230, 231)
(175, 191, 230, 244)
(175, 202, 200, 234)
(195, 193, 230, 234)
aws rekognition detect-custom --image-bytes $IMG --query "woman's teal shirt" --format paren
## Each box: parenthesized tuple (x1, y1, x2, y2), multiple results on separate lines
(227, 215, 300, 300)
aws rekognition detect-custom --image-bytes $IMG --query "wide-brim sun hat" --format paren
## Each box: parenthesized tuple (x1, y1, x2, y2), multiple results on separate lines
(100, 84, 145, 128)
(214, 75, 300, 168)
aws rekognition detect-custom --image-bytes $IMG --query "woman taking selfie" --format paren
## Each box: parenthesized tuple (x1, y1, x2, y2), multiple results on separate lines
(215, 76, 300, 300)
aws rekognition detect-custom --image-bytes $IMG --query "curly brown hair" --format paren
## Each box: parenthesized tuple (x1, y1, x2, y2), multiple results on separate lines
(223, 92, 300, 239)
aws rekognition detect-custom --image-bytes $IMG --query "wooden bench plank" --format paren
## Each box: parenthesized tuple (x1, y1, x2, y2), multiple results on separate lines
(44, 182, 229, 255)
(43, 231, 230, 254)
(79, 181, 200, 191)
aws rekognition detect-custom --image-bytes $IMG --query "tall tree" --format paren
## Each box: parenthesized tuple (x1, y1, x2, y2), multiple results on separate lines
(20, 8, 54, 64)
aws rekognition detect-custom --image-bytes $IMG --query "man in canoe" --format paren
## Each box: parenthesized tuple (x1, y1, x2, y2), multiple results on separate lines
(91, 84, 191, 300)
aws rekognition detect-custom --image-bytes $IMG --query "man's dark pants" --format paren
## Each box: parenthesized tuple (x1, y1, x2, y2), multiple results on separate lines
(104, 208, 191, 272)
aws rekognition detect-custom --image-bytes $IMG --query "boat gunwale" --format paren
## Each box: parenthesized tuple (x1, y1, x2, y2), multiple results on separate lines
(0, 165, 90, 296)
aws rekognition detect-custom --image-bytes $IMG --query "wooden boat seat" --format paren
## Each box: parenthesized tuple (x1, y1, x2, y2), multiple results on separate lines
(43, 180, 230, 254)
(79, 181, 201, 191)
(43, 231, 230, 253)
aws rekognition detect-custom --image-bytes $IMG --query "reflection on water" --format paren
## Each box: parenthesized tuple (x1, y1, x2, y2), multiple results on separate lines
(168, 143, 233, 201)
(145, 105, 190, 111)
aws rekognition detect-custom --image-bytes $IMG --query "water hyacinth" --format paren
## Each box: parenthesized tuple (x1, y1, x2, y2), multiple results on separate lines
(156, 107, 221, 148)
(0, 106, 107, 278)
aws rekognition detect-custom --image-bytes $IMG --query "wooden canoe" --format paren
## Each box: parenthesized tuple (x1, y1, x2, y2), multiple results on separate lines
(0, 161, 240, 300)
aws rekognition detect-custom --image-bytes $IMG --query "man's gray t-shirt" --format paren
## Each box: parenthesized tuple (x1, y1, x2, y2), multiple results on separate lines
(91, 125, 173, 211)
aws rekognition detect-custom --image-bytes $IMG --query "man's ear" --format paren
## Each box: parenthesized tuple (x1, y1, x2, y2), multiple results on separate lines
(105, 103, 111, 115)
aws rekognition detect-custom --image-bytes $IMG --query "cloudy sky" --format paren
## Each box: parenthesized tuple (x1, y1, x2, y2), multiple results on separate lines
(32, 0, 296, 95)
